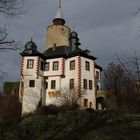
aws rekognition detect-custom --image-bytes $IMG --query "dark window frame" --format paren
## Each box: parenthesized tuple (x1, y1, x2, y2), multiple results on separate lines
(83, 79, 87, 89)
(85, 61, 90, 71)
(45, 81, 48, 89)
(29, 80, 35, 87)
(51, 80, 56, 89)
(96, 71, 100, 80)
(84, 99, 88, 107)
(27, 59, 34, 69)
(53, 61, 59, 71)
(70, 79, 74, 89)
(89, 80, 93, 90)
(44, 62, 50, 71)
(70, 60, 75, 70)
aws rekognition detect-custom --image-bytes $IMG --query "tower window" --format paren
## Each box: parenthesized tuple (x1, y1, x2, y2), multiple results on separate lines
(27, 59, 34, 69)
(84, 99, 88, 107)
(70, 60, 75, 70)
(44, 62, 49, 71)
(51, 80, 56, 89)
(89, 80, 93, 90)
(83, 79, 87, 89)
(85, 61, 90, 71)
(70, 79, 74, 89)
(53, 61, 59, 70)
(29, 80, 35, 87)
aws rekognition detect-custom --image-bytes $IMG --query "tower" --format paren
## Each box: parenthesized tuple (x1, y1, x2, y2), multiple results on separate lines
(46, 0, 70, 49)
(19, 39, 45, 115)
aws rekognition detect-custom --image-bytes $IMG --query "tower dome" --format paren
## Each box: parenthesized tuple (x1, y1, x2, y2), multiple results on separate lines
(70, 31, 78, 38)
(69, 31, 81, 51)
(25, 39, 37, 51)
(23, 38, 38, 54)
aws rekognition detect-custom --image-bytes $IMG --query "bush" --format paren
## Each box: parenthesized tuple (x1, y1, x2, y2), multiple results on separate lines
(0, 95, 22, 122)
(86, 108, 95, 113)
(21, 113, 34, 120)
(35, 104, 68, 116)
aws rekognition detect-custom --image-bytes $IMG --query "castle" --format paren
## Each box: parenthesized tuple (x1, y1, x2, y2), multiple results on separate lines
(19, 2, 102, 115)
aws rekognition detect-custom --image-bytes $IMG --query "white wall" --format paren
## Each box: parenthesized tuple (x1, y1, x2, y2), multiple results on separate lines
(62, 56, 79, 87)
(22, 76, 44, 114)
(21, 55, 98, 113)
(43, 56, 96, 109)
(21, 56, 44, 115)
(80, 57, 96, 109)
(44, 58, 63, 76)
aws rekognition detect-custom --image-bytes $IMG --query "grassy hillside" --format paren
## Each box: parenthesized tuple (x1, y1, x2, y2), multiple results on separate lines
(1, 110, 140, 140)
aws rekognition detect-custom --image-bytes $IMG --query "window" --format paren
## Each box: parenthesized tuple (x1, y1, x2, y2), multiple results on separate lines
(40, 61, 44, 71)
(70, 79, 74, 89)
(44, 62, 49, 71)
(89, 102, 92, 108)
(29, 80, 35, 87)
(46, 82, 48, 89)
(27, 59, 34, 69)
(85, 61, 90, 71)
(96, 71, 100, 80)
(70, 60, 75, 70)
(89, 80, 93, 90)
(83, 79, 87, 89)
(51, 80, 56, 89)
(84, 99, 88, 107)
(96, 85, 99, 90)
(53, 61, 59, 70)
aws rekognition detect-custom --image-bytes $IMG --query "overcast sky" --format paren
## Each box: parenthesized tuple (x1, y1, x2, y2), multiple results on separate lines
(0, 0, 140, 90)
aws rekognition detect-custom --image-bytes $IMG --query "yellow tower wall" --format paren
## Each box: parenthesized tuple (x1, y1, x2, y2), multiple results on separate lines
(46, 25, 70, 49)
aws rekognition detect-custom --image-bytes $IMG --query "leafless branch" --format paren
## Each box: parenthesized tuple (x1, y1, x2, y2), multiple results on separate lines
(59, 86, 86, 109)
(0, 0, 25, 16)
(104, 53, 140, 113)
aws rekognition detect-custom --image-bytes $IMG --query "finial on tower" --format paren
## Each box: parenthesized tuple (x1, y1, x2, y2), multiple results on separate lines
(59, 0, 62, 8)
(53, 0, 65, 25)
(31, 36, 33, 41)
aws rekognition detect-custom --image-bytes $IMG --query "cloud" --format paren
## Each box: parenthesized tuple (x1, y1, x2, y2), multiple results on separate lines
(0, 0, 140, 90)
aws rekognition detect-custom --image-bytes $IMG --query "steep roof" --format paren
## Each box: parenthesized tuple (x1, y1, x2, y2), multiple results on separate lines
(43, 46, 66, 58)
(43, 46, 96, 60)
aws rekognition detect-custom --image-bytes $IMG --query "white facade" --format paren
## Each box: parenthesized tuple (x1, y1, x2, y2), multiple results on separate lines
(19, 54, 102, 115)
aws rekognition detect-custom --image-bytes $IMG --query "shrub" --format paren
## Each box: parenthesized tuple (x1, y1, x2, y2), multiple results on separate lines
(86, 108, 95, 113)
(36, 104, 69, 116)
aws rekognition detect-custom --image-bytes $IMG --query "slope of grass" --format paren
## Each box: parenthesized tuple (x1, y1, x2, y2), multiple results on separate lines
(1, 110, 140, 140)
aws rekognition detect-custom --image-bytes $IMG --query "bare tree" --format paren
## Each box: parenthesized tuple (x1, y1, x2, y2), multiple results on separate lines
(0, 0, 24, 50)
(59, 87, 86, 110)
(104, 54, 140, 113)
(0, 0, 24, 82)
(115, 53, 140, 94)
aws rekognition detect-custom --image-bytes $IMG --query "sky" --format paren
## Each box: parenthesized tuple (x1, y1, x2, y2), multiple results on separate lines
(0, 0, 140, 90)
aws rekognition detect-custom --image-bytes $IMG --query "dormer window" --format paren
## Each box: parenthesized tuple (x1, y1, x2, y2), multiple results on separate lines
(27, 59, 34, 69)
